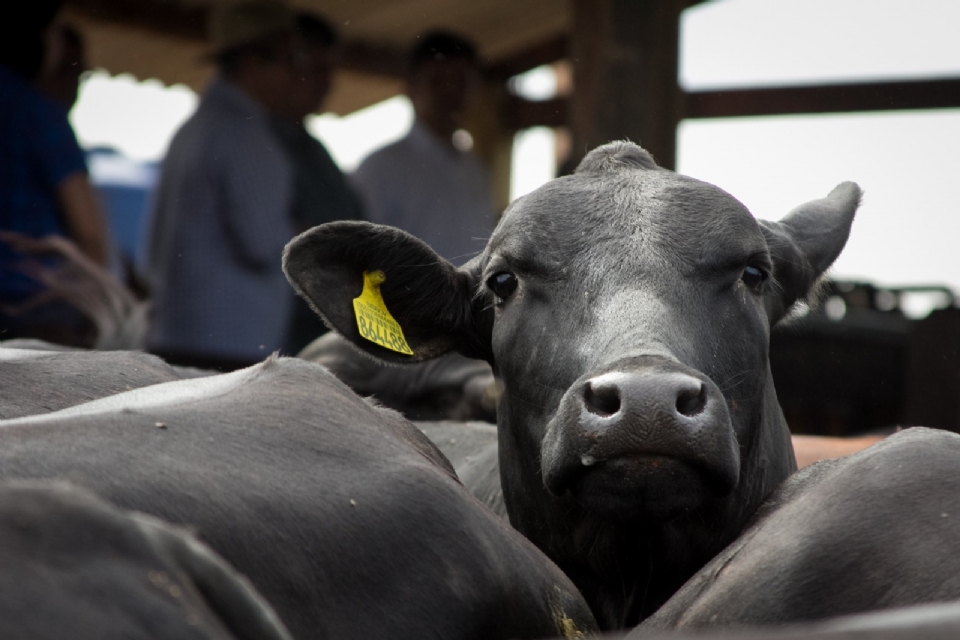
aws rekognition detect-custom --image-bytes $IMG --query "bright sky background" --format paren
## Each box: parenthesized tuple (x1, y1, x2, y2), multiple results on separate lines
(71, 0, 960, 295)
(677, 0, 960, 299)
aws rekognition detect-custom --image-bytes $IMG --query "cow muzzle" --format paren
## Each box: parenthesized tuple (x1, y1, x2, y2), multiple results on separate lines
(540, 356, 740, 521)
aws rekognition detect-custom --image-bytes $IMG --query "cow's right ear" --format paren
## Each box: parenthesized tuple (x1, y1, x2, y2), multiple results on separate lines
(282, 222, 491, 364)
(759, 181, 861, 324)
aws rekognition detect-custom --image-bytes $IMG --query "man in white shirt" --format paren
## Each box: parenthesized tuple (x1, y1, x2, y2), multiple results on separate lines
(351, 31, 495, 266)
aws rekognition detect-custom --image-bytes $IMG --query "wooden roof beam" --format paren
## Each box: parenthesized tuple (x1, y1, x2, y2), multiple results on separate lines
(64, 0, 568, 83)
(685, 78, 960, 118)
(486, 35, 567, 82)
(503, 96, 567, 131)
(338, 41, 407, 79)
(341, 34, 571, 82)
(503, 77, 960, 133)
(65, 0, 408, 78)
(66, 0, 207, 41)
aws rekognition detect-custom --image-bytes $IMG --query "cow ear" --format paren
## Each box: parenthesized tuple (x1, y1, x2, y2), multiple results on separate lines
(760, 182, 862, 324)
(282, 221, 490, 364)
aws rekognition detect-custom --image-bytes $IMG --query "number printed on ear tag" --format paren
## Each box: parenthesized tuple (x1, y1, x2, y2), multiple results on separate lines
(352, 270, 414, 355)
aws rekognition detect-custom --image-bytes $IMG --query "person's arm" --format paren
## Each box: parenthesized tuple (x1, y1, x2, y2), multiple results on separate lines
(31, 96, 110, 267)
(56, 171, 109, 267)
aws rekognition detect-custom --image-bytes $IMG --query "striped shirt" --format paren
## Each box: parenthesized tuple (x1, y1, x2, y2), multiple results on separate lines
(144, 77, 295, 362)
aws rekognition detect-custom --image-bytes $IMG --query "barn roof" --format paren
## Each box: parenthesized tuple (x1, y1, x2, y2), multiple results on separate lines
(61, 0, 580, 115)
(60, 1, 960, 122)
(55, 0, 960, 182)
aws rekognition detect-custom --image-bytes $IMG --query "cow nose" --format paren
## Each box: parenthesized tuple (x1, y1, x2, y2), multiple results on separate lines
(540, 361, 740, 504)
(580, 371, 710, 434)
(582, 373, 707, 422)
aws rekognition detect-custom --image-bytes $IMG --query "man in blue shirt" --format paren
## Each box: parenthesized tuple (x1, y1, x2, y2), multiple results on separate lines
(0, 18, 110, 345)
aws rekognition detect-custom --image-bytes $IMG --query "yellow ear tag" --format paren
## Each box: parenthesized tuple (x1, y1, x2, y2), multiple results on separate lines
(352, 270, 414, 355)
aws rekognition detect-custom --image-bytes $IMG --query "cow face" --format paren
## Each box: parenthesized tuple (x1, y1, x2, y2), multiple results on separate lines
(284, 141, 860, 626)
(485, 156, 778, 526)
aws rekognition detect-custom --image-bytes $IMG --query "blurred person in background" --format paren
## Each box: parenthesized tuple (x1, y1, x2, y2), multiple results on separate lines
(0, 9, 111, 346)
(35, 22, 86, 112)
(269, 11, 364, 354)
(143, 0, 301, 371)
(351, 30, 495, 266)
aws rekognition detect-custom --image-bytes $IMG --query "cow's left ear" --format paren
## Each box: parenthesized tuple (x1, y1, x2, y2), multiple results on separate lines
(760, 182, 862, 324)
(282, 221, 491, 364)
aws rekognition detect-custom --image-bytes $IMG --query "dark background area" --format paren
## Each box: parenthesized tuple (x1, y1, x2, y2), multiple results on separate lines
(772, 282, 959, 436)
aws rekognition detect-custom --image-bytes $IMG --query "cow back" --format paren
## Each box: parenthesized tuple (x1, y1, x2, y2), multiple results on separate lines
(0, 356, 595, 640)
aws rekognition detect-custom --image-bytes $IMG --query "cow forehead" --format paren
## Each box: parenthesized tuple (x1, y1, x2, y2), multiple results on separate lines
(487, 170, 765, 273)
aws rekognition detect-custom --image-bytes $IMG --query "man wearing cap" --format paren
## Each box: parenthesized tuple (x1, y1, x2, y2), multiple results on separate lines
(144, 1, 301, 371)
(351, 31, 496, 267)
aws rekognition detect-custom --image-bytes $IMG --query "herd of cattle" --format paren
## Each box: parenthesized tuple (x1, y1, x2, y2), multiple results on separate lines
(3, 141, 960, 639)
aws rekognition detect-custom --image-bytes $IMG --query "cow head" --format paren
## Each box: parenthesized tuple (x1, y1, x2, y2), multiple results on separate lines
(283, 141, 860, 627)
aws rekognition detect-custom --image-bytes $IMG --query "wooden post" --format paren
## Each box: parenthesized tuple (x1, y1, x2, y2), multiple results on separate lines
(462, 79, 514, 214)
(903, 308, 960, 432)
(569, 0, 684, 169)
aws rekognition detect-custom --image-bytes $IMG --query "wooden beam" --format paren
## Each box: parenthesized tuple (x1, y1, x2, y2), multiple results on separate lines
(503, 96, 567, 131)
(685, 78, 960, 119)
(463, 81, 514, 213)
(486, 35, 568, 81)
(66, 0, 207, 41)
(64, 0, 408, 80)
(64, 0, 567, 83)
(339, 41, 406, 79)
(568, 0, 685, 170)
(329, 35, 573, 82)
(501, 77, 960, 131)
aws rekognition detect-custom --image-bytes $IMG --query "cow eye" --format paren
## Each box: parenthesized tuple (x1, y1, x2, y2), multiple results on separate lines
(486, 272, 518, 303)
(741, 265, 768, 290)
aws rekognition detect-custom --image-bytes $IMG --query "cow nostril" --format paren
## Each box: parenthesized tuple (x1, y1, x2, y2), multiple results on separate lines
(584, 382, 621, 417)
(676, 383, 708, 417)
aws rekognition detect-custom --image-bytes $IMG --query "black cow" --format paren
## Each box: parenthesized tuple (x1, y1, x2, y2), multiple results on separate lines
(417, 420, 503, 514)
(636, 427, 960, 631)
(299, 332, 498, 421)
(413, 423, 888, 519)
(0, 345, 182, 419)
(282, 141, 864, 628)
(625, 600, 960, 640)
(0, 480, 291, 640)
(0, 356, 596, 640)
